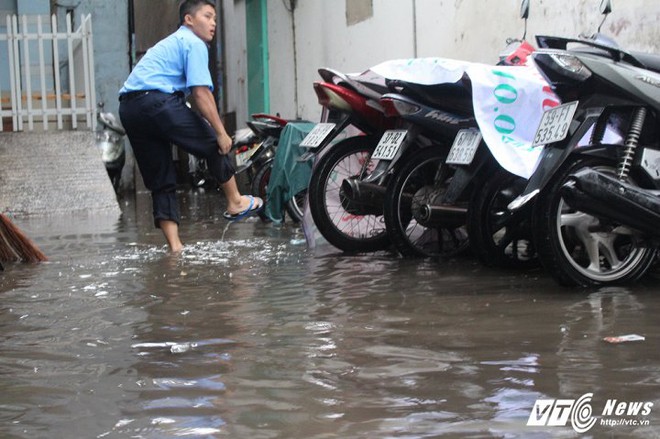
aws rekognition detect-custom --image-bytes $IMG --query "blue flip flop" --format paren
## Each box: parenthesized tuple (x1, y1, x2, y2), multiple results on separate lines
(223, 195, 264, 221)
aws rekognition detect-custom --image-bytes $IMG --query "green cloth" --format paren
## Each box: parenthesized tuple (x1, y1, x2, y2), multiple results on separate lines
(265, 121, 316, 223)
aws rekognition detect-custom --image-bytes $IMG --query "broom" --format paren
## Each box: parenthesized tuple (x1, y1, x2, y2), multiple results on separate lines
(0, 213, 47, 263)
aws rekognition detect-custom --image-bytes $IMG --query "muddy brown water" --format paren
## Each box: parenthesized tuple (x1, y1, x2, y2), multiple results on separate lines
(0, 190, 659, 438)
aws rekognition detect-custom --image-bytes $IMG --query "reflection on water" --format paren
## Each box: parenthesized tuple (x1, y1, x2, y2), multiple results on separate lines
(0, 191, 659, 438)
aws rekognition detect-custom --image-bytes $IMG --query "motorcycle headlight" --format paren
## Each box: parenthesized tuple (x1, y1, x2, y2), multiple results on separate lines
(533, 51, 592, 84)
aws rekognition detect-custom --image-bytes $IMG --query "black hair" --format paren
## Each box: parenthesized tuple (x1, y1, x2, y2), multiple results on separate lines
(179, 0, 216, 25)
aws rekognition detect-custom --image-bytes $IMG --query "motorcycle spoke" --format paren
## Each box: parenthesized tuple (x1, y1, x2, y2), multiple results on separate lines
(323, 154, 384, 239)
(597, 236, 624, 270)
(582, 235, 604, 272)
(559, 198, 636, 274)
(559, 211, 590, 228)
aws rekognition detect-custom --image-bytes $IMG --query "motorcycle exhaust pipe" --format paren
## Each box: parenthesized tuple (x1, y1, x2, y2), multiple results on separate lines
(560, 168, 660, 237)
(338, 178, 388, 215)
(418, 204, 467, 227)
(340, 178, 387, 203)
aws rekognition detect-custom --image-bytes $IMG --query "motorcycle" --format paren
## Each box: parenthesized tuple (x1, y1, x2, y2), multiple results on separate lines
(232, 113, 306, 222)
(95, 102, 126, 193)
(306, 55, 517, 255)
(305, 67, 397, 252)
(377, 0, 538, 263)
(508, 0, 660, 286)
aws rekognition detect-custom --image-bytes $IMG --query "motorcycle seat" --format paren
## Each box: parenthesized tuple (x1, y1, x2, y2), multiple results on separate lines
(318, 67, 388, 101)
(629, 51, 660, 75)
(247, 120, 284, 139)
(387, 79, 474, 116)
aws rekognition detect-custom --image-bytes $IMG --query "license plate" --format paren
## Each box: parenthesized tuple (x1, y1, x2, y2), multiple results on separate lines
(300, 123, 336, 148)
(235, 146, 257, 167)
(532, 101, 579, 146)
(371, 130, 407, 160)
(446, 129, 482, 165)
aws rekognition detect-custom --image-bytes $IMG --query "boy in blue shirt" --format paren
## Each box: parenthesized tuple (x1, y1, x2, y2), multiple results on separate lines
(119, 0, 262, 252)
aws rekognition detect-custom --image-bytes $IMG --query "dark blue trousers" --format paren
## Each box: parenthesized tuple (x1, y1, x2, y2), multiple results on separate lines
(119, 91, 235, 227)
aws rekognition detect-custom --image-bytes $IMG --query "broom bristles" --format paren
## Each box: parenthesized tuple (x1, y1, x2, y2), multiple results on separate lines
(0, 213, 47, 263)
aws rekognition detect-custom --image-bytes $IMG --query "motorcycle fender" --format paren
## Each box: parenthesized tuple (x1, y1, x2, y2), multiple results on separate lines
(313, 113, 353, 155)
(509, 110, 603, 211)
(443, 146, 491, 204)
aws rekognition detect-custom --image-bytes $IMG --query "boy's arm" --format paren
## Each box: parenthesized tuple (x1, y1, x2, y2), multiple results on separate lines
(191, 86, 232, 155)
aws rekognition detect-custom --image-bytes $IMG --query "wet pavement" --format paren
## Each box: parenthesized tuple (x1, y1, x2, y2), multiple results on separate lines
(0, 189, 659, 438)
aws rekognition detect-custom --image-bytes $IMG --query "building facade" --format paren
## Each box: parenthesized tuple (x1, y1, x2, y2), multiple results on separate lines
(223, 0, 660, 127)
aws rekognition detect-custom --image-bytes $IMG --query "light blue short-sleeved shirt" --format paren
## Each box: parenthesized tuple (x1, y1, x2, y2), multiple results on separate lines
(119, 26, 213, 96)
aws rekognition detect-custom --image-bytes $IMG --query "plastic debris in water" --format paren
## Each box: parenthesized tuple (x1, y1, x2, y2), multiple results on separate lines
(170, 343, 191, 353)
(603, 334, 645, 344)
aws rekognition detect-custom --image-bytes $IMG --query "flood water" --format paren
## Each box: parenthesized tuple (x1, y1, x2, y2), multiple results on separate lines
(1, 189, 659, 438)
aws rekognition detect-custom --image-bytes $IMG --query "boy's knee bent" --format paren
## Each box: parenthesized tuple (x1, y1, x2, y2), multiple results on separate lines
(152, 189, 179, 228)
(208, 154, 236, 184)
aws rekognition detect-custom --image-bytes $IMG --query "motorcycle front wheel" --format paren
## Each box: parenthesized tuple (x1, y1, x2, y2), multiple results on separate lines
(308, 135, 389, 253)
(383, 147, 469, 258)
(532, 157, 655, 287)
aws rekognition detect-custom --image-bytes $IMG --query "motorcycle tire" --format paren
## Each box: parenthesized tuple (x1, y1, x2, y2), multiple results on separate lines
(532, 157, 656, 287)
(383, 146, 469, 258)
(308, 135, 389, 253)
(467, 167, 537, 268)
(250, 158, 274, 222)
(285, 190, 306, 223)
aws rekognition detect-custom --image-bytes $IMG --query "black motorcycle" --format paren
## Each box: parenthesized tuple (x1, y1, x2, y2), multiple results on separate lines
(231, 113, 306, 222)
(378, 0, 536, 262)
(507, 0, 660, 286)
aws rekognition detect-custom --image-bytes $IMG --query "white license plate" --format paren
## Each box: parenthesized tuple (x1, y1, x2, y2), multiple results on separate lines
(300, 123, 336, 148)
(371, 130, 408, 160)
(235, 146, 257, 167)
(446, 129, 482, 165)
(532, 101, 579, 146)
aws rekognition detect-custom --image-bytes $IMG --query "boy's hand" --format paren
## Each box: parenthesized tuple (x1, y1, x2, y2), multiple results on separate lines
(217, 132, 232, 155)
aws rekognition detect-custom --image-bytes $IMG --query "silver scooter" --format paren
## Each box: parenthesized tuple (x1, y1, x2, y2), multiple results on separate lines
(96, 102, 126, 193)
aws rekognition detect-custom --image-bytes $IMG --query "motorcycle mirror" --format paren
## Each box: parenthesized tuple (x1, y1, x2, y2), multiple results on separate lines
(520, 0, 530, 19)
(519, 0, 529, 40)
(597, 0, 612, 32)
(600, 0, 612, 15)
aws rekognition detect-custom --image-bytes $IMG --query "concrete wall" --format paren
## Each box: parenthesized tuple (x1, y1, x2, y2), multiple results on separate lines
(53, 0, 134, 190)
(266, 1, 297, 119)
(221, 0, 249, 129)
(242, 0, 660, 123)
(50, 0, 129, 120)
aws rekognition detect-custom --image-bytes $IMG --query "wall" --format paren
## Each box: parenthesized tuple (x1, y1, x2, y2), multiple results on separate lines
(221, 0, 249, 129)
(254, 0, 660, 123)
(266, 1, 296, 119)
(56, 0, 132, 188)
(53, 0, 130, 119)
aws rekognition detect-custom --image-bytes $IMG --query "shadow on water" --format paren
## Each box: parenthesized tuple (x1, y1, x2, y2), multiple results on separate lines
(0, 190, 659, 438)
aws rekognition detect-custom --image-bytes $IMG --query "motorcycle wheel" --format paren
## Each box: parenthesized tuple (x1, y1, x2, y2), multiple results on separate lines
(532, 157, 655, 287)
(251, 158, 274, 222)
(308, 135, 389, 253)
(285, 190, 306, 223)
(467, 167, 537, 268)
(383, 147, 469, 258)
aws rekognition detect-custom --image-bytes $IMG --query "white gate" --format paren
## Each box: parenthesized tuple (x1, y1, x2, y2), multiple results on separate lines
(0, 13, 96, 132)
